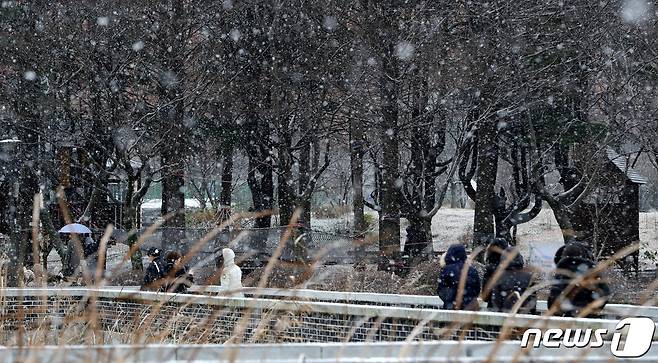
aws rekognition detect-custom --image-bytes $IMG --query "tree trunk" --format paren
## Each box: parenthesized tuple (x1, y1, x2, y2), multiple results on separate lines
(298, 127, 312, 229)
(78, 180, 105, 225)
(350, 115, 366, 261)
(220, 143, 234, 208)
(450, 180, 461, 208)
(473, 118, 498, 248)
(194, 180, 208, 210)
(161, 152, 186, 252)
(40, 204, 68, 271)
(157, 0, 187, 252)
(404, 216, 432, 257)
(247, 154, 274, 230)
(277, 132, 295, 228)
(293, 134, 313, 262)
(378, 39, 401, 260)
(120, 175, 143, 271)
(124, 204, 143, 271)
(8, 122, 40, 286)
(0, 181, 9, 236)
(245, 112, 274, 233)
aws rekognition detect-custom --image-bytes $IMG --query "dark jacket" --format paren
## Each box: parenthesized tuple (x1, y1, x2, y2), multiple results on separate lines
(548, 243, 610, 317)
(488, 249, 537, 314)
(142, 258, 165, 291)
(437, 244, 481, 310)
(163, 261, 194, 294)
(83, 236, 98, 258)
(84, 236, 101, 278)
(64, 237, 82, 277)
(482, 238, 510, 302)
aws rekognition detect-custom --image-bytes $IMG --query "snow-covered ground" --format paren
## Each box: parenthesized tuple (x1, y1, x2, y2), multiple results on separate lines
(312, 208, 658, 270)
(421, 208, 564, 271)
(47, 207, 658, 278)
(426, 208, 658, 270)
(141, 199, 203, 210)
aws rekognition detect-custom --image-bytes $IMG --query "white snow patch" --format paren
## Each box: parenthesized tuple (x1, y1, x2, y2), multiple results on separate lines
(621, 0, 652, 25)
(24, 71, 36, 81)
(323, 16, 338, 31)
(229, 28, 241, 42)
(141, 198, 202, 210)
(395, 41, 415, 61)
(132, 41, 144, 52)
(96, 16, 110, 26)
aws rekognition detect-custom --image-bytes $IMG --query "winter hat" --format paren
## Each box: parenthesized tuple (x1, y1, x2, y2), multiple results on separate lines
(147, 247, 161, 258)
(562, 241, 594, 261)
(486, 237, 509, 265)
(222, 248, 235, 265)
(444, 244, 467, 264)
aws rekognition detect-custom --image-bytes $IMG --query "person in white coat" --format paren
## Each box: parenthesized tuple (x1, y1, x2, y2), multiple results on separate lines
(220, 248, 244, 297)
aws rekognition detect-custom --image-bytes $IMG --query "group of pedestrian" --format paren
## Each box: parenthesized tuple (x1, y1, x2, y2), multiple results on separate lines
(141, 247, 194, 293)
(141, 247, 244, 296)
(437, 237, 611, 317)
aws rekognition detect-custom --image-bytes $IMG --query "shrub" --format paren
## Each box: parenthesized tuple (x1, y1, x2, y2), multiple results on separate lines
(186, 209, 219, 227)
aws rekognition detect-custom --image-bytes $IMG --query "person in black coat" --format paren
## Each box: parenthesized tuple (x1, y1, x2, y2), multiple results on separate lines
(548, 241, 611, 317)
(141, 247, 165, 291)
(488, 247, 537, 314)
(437, 244, 481, 310)
(482, 237, 510, 303)
(83, 234, 101, 281)
(163, 251, 194, 294)
(63, 234, 82, 278)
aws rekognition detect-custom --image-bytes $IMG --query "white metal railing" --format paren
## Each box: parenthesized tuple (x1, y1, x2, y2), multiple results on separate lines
(110, 284, 658, 319)
(4, 341, 658, 363)
(0, 287, 637, 347)
(186, 285, 658, 320)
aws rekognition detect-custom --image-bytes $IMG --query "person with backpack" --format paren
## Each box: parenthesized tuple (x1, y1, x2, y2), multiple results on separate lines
(487, 247, 537, 314)
(142, 247, 165, 291)
(548, 241, 611, 317)
(163, 251, 194, 294)
(481, 237, 509, 304)
(437, 244, 481, 310)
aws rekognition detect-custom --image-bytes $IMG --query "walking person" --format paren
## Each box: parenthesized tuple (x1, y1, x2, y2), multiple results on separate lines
(481, 237, 509, 304)
(163, 251, 194, 294)
(141, 247, 165, 291)
(548, 241, 611, 317)
(487, 247, 537, 314)
(83, 233, 100, 283)
(437, 244, 481, 310)
(63, 233, 83, 281)
(219, 248, 244, 297)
